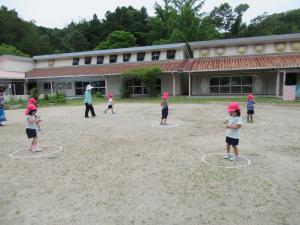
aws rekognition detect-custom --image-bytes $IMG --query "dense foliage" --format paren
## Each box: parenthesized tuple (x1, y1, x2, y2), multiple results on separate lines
(0, 2, 300, 56)
(121, 67, 162, 98)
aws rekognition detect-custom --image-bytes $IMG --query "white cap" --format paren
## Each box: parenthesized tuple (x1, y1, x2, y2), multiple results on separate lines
(86, 85, 94, 91)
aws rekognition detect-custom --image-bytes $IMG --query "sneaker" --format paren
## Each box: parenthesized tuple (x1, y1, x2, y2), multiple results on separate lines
(224, 154, 230, 159)
(230, 156, 239, 161)
(104, 111, 106, 114)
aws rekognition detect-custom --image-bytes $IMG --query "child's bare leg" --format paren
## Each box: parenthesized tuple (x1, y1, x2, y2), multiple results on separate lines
(226, 144, 231, 154)
(233, 145, 239, 157)
(250, 115, 253, 122)
(164, 118, 167, 124)
(111, 108, 114, 114)
(247, 115, 249, 122)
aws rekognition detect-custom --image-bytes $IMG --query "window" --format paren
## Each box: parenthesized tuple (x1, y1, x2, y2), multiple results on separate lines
(210, 76, 252, 94)
(75, 81, 106, 96)
(123, 54, 131, 62)
(152, 51, 160, 61)
(128, 78, 161, 96)
(110, 55, 118, 63)
(44, 83, 51, 90)
(137, 52, 145, 61)
(75, 81, 90, 95)
(85, 57, 92, 65)
(97, 56, 104, 64)
(167, 50, 176, 60)
(73, 58, 80, 65)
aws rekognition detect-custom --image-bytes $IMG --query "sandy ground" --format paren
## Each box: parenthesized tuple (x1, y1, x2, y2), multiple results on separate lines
(0, 102, 300, 225)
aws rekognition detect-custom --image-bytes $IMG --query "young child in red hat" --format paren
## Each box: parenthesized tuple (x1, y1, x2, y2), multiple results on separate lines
(104, 93, 114, 114)
(247, 93, 256, 123)
(160, 92, 169, 125)
(25, 98, 42, 152)
(224, 102, 243, 161)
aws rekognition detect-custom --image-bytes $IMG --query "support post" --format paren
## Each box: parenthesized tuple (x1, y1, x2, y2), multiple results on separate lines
(188, 72, 191, 97)
(24, 79, 28, 95)
(276, 71, 280, 97)
(172, 73, 176, 97)
(50, 79, 53, 94)
(105, 76, 108, 96)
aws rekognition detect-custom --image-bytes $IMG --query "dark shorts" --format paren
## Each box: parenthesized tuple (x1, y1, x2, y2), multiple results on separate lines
(247, 110, 254, 115)
(162, 107, 168, 119)
(26, 128, 37, 139)
(226, 136, 239, 146)
(108, 105, 113, 109)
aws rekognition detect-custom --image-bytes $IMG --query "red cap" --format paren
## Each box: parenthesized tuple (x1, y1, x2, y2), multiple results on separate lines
(25, 104, 37, 115)
(247, 93, 255, 100)
(28, 98, 37, 104)
(228, 102, 240, 112)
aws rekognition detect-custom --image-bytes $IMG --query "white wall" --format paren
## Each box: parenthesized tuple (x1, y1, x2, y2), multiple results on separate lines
(106, 75, 121, 96)
(0, 59, 34, 72)
(161, 73, 182, 95)
(193, 41, 300, 58)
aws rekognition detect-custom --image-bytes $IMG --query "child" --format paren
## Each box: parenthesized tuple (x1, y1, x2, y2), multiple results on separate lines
(160, 92, 169, 125)
(84, 85, 96, 118)
(0, 85, 6, 126)
(247, 93, 255, 123)
(25, 99, 42, 152)
(104, 93, 114, 114)
(224, 102, 242, 161)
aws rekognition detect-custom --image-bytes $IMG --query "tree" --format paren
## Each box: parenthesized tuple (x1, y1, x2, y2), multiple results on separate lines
(95, 31, 136, 50)
(209, 3, 249, 37)
(0, 44, 29, 57)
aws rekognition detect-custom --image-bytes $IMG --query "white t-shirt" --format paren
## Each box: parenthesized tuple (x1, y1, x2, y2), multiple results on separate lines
(225, 116, 243, 139)
(26, 115, 37, 130)
(108, 98, 113, 106)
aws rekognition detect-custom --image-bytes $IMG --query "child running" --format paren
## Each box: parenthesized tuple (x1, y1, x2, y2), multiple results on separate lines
(0, 85, 6, 126)
(247, 93, 255, 123)
(160, 92, 169, 125)
(104, 93, 114, 114)
(224, 102, 242, 161)
(25, 98, 42, 152)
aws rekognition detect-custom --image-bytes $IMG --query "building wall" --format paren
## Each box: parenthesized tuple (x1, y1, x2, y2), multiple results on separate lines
(161, 73, 182, 95)
(33, 50, 185, 69)
(0, 59, 34, 72)
(193, 41, 300, 58)
(190, 73, 278, 96)
(106, 75, 121, 96)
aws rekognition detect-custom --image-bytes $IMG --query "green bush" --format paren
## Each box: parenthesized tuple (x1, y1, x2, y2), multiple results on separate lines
(30, 87, 40, 100)
(121, 67, 162, 98)
(93, 92, 104, 98)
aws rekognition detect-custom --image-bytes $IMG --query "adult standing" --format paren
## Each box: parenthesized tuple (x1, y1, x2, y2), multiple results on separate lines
(84, 85, 96, 118)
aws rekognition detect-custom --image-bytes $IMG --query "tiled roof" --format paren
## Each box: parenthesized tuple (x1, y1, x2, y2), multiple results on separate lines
(185, 53, 300, 72)
(26, 60, 187, 79)
(26, 54, 300, 79)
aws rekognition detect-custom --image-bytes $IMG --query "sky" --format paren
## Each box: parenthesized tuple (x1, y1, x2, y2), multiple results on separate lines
(1, 0, 300, 29)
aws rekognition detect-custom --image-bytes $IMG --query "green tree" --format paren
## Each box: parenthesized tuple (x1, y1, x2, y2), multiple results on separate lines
(95, 31, 137, 50)
(209, 3, 249, 37)
(0, 44, 29, 57)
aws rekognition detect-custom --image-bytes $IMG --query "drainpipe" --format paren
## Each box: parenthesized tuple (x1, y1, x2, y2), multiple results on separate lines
(50, 79, 53, 94)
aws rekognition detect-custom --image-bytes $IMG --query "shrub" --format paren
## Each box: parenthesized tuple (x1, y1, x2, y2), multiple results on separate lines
(121, 67, 162, 98)
(30, 87, 40, 100)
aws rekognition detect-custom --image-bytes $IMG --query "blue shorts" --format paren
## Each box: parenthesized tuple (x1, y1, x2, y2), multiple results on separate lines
(226, 136, 239, 146)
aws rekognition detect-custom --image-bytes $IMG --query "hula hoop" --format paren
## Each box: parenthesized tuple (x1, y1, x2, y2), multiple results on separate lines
(201, 153, 251, 169)
(9, 145, 63, 159)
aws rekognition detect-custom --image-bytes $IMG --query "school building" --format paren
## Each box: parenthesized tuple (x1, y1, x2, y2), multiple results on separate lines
(1, 33, 300, 100)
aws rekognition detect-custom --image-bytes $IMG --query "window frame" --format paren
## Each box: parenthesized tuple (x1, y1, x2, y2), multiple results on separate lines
(137, 52, 146, 62)
(109, 55, 118, 64)
(72, 58, 80, 66)
(85, 57, 92, 65)
(167, 50, 176, 60)
(210, 76, 253, 94)
(97, 56, 105, 64)
(151, 51, 160, 61)
(123, 54, 131, 63)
